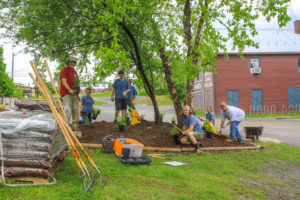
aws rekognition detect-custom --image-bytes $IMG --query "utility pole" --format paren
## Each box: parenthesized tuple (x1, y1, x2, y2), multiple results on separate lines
(11, 52, 14, 82)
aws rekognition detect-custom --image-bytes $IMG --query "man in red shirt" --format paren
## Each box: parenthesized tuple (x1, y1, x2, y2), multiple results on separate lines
(60, 57, 81, 131)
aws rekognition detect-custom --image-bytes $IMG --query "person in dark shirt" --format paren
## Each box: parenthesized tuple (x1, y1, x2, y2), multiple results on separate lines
(111, 70, 131, 122)
(127, 78, 137, 110)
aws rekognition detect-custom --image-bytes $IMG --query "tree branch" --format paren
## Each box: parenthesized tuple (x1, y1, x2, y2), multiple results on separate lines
(52, 37, 112, 53)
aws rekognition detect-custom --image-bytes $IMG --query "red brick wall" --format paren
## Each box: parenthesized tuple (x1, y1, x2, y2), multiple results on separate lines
(215, 54, 300, 114)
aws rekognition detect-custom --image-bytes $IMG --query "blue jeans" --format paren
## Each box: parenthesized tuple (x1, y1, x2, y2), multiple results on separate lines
(79, 112, 92, 124)
(230, 121, 243, 141)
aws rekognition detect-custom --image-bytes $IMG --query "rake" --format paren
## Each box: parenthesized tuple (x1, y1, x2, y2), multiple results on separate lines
(29, 60, 105, 192)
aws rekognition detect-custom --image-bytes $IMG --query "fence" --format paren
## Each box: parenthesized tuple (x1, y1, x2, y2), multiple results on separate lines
(249, 104, 300, 115)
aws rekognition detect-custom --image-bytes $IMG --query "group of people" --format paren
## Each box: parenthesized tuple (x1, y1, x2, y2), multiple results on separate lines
(59, 58, 137, 130)
(59, 57, 246, 152)
(180, 102, 245, 152)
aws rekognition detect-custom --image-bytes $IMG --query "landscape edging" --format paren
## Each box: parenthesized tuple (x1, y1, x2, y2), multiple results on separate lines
(81, 143, 263, 152)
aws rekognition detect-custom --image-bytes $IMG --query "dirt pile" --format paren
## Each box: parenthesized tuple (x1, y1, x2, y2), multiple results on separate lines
(79, 121, 253, 148)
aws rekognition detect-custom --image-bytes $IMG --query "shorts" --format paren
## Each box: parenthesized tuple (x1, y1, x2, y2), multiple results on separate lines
(115, 99, 127, 110)
(183, 131, 204, 142)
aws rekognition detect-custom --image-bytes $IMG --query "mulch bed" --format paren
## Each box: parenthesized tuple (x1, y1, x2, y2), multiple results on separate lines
(79, 121, 254, 148)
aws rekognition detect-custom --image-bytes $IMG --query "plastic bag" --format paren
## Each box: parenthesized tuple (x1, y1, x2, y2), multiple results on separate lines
(4, 159, 51, 169)
(4, 167, 50, 177)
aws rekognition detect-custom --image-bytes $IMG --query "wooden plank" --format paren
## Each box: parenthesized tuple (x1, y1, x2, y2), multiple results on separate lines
(82, 143, 102, 149)
(143, 147, 182, 152)
(6, 176, 49, 184)
(82, 143, 262, 152)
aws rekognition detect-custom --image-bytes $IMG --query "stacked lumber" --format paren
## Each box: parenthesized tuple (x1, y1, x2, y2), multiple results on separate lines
(0, 110, 67, 179)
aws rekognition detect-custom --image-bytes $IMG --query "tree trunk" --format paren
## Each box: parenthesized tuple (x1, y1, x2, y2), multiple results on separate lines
(159, 46, 183, 127)
(120, 23, 160, 123)
(184, 79, 194, 107)
(183, 0, 194, 108)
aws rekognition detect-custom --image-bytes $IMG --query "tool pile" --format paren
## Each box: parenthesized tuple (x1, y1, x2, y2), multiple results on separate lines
(27, 60, 105, 191)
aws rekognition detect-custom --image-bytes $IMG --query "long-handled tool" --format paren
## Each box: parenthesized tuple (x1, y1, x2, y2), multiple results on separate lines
(172, 124, 184, 133)
(43, 60, 104, 191)
(29, 60, 104, 191)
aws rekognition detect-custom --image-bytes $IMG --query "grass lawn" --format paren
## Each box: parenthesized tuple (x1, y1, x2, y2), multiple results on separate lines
(245, 113, 300, 119)
(1, 143, 299, 200)
(135, 95, 173, 106)
(94, 100, 107, 105)
(91, 92, 112, 97)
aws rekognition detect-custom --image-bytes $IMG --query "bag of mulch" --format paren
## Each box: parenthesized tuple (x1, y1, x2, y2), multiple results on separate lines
(4, 159, 51, 169)
(4, 167, 50, 177)
(15, 100, 51, 111)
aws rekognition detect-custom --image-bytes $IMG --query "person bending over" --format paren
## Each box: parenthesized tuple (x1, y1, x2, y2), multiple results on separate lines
(219, 101, 245, 142)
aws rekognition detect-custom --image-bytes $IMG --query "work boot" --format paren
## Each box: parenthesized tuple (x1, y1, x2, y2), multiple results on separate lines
(194, 143, 200, 153)
(225, 139, 233, 142)
(114, 119, 117, 123)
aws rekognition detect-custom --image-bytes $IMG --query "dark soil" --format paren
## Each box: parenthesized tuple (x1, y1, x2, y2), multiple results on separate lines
(79, 121, 254, 148)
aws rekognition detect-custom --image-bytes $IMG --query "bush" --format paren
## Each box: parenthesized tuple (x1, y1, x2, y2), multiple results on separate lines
(155, 87, 168, 95)
(12, 88, 24, 99)
(138, 89, 148, 96)
(174, 82, 185, 101)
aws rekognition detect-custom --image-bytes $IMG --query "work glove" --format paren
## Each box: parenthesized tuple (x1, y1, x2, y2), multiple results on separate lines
(130, 99, 135, 104)
(122, 91, 127, 97)
(111, 96, 115, 102)
(68, 89, 76, 95)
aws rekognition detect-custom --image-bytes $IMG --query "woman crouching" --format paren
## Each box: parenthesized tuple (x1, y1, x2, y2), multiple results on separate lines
(180, 106, 204, 153)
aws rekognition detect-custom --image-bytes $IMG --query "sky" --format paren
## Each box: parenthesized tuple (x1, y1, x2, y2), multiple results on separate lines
(0, 0, 299, 87)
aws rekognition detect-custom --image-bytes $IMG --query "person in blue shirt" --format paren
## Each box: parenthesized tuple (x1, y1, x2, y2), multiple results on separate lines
(79, 88, 94, 123)
(127, 78, 137, 110)
(197, 106, 216, 138)
(111, 70, 131, 122)
(180, 106, 204, 153)
(198, 106, 215, 125)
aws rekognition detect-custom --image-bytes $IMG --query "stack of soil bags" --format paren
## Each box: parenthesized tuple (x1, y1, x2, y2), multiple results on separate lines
(0, 110, 67, 179)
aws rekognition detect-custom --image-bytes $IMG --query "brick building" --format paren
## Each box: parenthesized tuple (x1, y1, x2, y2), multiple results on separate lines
(192, 21, 300, 115)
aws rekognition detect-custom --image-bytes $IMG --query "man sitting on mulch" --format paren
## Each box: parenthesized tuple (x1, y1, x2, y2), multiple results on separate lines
(180, 106, 204, 153)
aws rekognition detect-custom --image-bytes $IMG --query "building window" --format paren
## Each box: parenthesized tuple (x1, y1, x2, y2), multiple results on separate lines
(288, 88, 300, 106)
(250, 57, 260, 68)
(193, 81, 202, 91)
(250, 57, 261, 74)
(227, 90, 239, 107)
(252, 89, 263, 110)
(298, 57, 300, 74)
(206, 90, 211, 107)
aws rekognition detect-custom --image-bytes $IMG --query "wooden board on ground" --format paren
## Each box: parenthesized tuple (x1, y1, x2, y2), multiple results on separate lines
(6, 176, 49, 184)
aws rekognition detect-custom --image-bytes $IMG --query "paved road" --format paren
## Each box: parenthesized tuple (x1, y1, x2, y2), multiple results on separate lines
(94, 97, 300, 147)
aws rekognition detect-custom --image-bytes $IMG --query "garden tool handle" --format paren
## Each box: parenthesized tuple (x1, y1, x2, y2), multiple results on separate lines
(172, 124, 184, 133)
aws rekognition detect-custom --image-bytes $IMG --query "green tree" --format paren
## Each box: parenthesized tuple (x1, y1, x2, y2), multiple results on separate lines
(0, 47, 15, 97)
(0, 0, 163, 122)
(161, 0, 291, 106)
